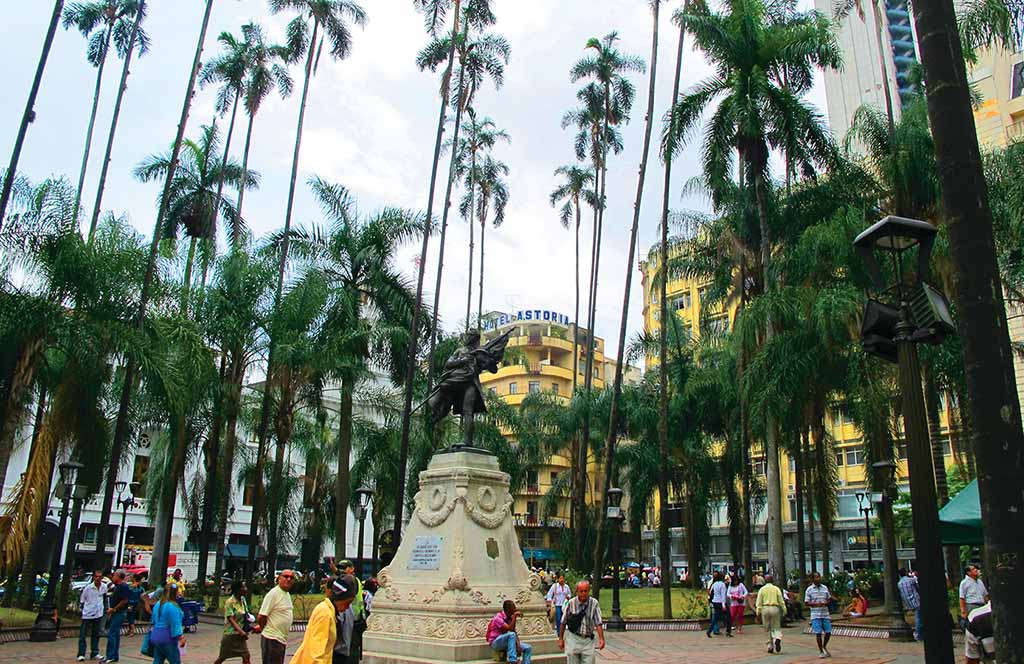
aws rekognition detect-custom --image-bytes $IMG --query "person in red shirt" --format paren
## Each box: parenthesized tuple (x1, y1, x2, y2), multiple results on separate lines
(487, 600, 532, 664)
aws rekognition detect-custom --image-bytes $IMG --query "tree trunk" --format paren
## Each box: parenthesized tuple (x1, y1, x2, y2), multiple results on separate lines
(911, 0, 1024, 656)
(427, 48, 469, 390)
(87, 0, 145, 243)
(805, 430, 817, 574)
(196, 353, 228, 586)
(923, 366, 961, 583)
(234, 109, 256, 248)
(73, 26, 112, 225)
(572, 197, 580, 391)
(98, 0, 211, 567)
(812, 399, 831, 575)
(0, 0, 65, 231)
(266, 386, 293, 574)
(592, 2, 659, 596)
(476, 212, 486, 328)
(685, 489, 700, 589)
(334, 377, 354, 560)
(464, 150, 478, 333)
(209, 91, 240, 252)
(213, 347, 245, 585)
(392, 0, 461, 549)
(795, 431, 807, 580)
(249, 16, 319, 576)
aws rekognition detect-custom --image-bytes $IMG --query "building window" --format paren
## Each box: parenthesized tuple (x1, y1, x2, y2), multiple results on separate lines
(526, 500, 538, 525)
(752, 456, 767, 476)
(526, 470, 539, 493)
(844, 446, 865, 466)
(488, 386, 497, 395)
(832, 407, 855, 426)
(550, 471, 559, 486)
(897, 442, 908, 459)
(835, 451, 845, 466)
(788, 456, 796, 473)
(941, 438, 952, 456)
(838, 493, 861, 519)
(520, 530, 544, 548)
(131, 455, 150, 495)
(528, 381, 541, 394)
(509, 382, 518, 395)
(706, 313, 729, 335)
(672, 293, 691, 310)
(551, 383, 559, 395)
(697, 284, 713, 304)
(1012, 61, 1024, 99)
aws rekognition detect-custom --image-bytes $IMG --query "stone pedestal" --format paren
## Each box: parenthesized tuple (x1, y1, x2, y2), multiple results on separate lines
(363, 451, 562, 663)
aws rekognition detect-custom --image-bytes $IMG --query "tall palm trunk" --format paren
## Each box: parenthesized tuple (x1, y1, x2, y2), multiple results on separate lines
(464, 149, 478, 332)
(923, 368, 961, 585)
(204, 91, 240, 272)
(88, 0, 145, 242)
(805, 428, 817, 573)
(334, 375, 355, 560)
(234, 109, 257, 248)
(393, 0, 462, 548)
(0, 0, 65, 231)
(593, 1, 659, 594)
(572, 196, 581, 391)
(73, 26, 113, 225)
(811, 400, 831, 575)
(573, 166, 601, 569)
(476, 206, 487, 327)
(657, 15, 684, 620)
(213, 348, 245, 584)
(249, 16, 320, 576)
(103, 0, 213, 574)
(427, 48, 469, 389)
(267, 382, 294, 572)
(911, 0, 1019, 654)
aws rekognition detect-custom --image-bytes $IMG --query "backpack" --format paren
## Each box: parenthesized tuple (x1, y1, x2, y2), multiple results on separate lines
(565, 599, 589, 636)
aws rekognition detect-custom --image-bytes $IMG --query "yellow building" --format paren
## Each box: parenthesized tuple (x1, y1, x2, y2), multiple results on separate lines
(969, 46, 1024, 147)
(638, 245, 965, 574)
(478, 308, 638, 566)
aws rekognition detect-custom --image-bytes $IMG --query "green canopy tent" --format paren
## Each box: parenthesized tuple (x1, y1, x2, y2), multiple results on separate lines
(939, 479, 983, 545)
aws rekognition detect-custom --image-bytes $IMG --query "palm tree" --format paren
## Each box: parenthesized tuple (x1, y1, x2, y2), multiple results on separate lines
(470, 154, 509, 326)
(593, 1, 657, 595)
(62, 0, 149, 225)
(0, 0, 66, 233)
(249, 0, 367, 575)
(234, 22, 296, 249)
(85, 0, 147, 242)
(564, 30, 642, 573)
(98, 0, 215, 573)
(415, 2, 506, 391)
(280, 177, 422, 564)
(455, 114, 509, 331)
(548, 164, 595, 390)
(665, 0, 841, 580)
(655, 9, 687, 614)
(133, 124, 257, 309)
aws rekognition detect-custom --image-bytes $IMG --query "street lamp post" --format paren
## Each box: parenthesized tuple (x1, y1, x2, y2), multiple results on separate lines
(354, 486, 374, 578)
(605, 487, 626, 632)
(855, 216, 956, 662)
(29, 461, 83, 642)
(855, 492, 874, 568)
(114, 481, 137, 569)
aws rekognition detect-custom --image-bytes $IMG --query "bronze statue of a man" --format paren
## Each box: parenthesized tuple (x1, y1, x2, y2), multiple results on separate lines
(428, 328, 512, 448)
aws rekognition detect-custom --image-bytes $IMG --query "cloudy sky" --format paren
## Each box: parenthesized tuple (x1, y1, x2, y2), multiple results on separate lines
(3, 0, 827, 361)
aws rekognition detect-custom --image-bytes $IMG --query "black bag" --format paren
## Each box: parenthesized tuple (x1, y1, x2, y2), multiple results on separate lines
(565, 600, 588, 636)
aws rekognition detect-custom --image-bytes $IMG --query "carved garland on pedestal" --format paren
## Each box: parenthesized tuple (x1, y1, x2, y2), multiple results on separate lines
(413, 484, 514, 530)
(367, 614, 550, 639)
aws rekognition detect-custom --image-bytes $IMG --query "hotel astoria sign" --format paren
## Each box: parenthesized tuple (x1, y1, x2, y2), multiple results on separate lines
(482, 309, 571, 331)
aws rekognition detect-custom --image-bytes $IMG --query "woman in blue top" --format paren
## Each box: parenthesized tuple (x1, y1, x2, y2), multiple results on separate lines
(151, 583, 187, 664)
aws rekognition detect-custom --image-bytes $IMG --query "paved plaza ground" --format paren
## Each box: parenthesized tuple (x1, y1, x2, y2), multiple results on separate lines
(0, 623, 929, 664)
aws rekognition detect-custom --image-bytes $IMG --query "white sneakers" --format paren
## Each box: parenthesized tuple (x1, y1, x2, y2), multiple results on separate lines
(818, 649, 832, 658)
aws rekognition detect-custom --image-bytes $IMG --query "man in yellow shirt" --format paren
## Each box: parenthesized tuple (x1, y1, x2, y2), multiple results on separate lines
(290, 577, 357, 664)
(755, 574, 786, 654)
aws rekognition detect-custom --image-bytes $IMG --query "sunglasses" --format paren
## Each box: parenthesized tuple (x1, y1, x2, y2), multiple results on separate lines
(280, 574, 295, 579)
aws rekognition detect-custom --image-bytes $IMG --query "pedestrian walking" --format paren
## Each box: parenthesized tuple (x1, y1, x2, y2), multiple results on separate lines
(487, 600, 533, 664)
(544, 574, 571, 634)
(256, 570, 296, 664)
(558, 581, 605, 664)
(333, 579, 359, 664)
(336, 561, 365, 660)
(727, 575, 748, 634)
(77, 570, 107, 661)
(706, 571, 730, 637)
(150, 583, 186, 664)
(755, 574, 786, 654)
(214, 581, 253, 664)
(289, 576, 358, 664)
(104, 570, 132, 662)
(804, 572, 833, 658)
(964, 602, 995, 664)
(126, 574, 145, 637)
(897, 568, 922, 641)
(958, 565, 988, 627)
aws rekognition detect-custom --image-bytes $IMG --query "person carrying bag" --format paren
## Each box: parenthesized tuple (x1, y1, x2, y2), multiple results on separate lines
(150, 583, 186, 664)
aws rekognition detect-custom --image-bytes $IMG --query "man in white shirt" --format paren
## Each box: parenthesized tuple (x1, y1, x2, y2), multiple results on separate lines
(804, 572, 833, 659)
(77, 570, 107, 661)
(544, 573, 571, 634)
(959, 565, 989, 624)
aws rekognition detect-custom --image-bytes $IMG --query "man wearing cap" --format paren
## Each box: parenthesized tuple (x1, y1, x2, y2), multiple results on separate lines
(256, 570, 295, 664)
(290, 576, 358, 664)
(337, 560, 365, 659)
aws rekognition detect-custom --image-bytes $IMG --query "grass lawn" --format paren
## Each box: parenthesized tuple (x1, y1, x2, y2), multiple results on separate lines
(596, 587, 709, 620)
(0, 606, 83, 629)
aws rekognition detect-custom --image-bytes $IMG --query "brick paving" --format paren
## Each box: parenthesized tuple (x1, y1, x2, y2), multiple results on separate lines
(0, 622, 928, 663)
